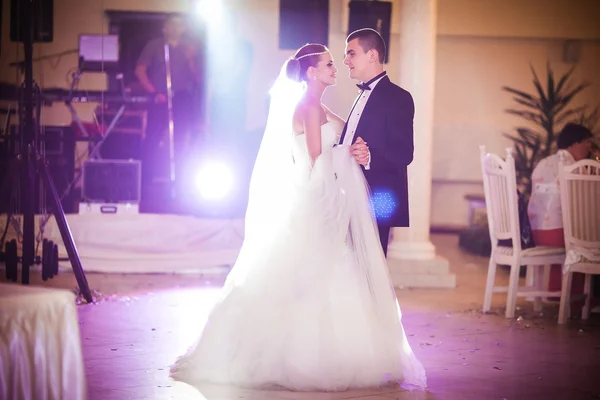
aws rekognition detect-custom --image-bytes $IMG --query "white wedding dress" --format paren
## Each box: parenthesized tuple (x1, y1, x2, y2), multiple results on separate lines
(170, 121, 427, 391)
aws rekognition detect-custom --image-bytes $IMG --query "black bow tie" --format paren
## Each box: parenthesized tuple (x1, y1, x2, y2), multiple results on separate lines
(356, 72, 387, 92)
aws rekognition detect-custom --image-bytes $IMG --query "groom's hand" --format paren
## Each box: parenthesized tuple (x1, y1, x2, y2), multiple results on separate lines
(351, 137, 370, 166)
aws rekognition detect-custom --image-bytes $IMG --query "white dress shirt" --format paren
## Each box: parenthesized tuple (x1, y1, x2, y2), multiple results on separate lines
(343, 74, 386, 170)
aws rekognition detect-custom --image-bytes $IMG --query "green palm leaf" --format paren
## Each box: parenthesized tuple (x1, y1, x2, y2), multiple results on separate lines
(502, 64, 595, 199)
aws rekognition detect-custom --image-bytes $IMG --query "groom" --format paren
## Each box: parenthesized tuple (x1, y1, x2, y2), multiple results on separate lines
(340, 28, 415, 257)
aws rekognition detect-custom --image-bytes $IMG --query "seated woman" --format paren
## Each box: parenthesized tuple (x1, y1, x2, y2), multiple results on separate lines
(527, 123, 593, 296)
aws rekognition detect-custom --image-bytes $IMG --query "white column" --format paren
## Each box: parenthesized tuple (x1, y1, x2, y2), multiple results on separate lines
(387, 0, 456, 288)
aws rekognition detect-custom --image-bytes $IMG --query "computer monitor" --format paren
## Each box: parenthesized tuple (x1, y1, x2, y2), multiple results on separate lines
(78, 34, 119, 72)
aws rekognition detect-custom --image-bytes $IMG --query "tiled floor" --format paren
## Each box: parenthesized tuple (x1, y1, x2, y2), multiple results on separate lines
(4, 234, 600, 399)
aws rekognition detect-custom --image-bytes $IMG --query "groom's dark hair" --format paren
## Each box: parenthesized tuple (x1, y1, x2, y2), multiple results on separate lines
(346, 28, 386, 64)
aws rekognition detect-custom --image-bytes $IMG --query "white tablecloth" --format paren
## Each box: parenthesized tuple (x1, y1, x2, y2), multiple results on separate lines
(0, 283, 86, 400)
(0, 214, 245, 273)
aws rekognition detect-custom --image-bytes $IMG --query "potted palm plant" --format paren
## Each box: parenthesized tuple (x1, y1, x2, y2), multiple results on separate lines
(502, 63, 594, 199)
(459, 64, 598, 258)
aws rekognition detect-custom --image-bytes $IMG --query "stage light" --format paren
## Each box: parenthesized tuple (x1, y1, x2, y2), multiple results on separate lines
(371, 190, 397, 222)
(194, 161, 234, 201)
(193, 0, 223, 22)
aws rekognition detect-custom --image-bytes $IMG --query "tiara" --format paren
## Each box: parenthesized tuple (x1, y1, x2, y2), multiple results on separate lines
(293, 50, 329, 60)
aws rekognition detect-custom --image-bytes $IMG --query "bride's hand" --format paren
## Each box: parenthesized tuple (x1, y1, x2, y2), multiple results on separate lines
(351, 137, 369, 165)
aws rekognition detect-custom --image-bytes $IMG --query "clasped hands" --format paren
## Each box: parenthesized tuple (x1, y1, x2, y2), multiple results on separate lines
(350, 137, 370, 166)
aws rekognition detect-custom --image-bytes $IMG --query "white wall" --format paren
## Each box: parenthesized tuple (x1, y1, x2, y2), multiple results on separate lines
(437, 0, 600, 39)
(431, 37, 600, 228)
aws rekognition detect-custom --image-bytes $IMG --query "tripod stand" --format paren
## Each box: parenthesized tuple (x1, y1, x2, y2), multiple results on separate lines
(1, 0, 92, 303)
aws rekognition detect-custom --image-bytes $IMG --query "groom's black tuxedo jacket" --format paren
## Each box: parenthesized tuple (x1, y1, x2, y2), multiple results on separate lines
(340, 75, 415, 228)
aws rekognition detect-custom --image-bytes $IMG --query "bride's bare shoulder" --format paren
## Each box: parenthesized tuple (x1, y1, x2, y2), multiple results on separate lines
(322, 104, 345, 125)
(292, 97, 321, 133)
(292, 102, 307, 134)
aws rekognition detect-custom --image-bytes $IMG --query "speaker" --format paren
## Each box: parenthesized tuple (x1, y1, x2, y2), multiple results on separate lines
(82, 160, 142, 204)
(0, 125, 75, 213)
(347, 0, 392, 63)
(42, 126, 76, 212)
(10, 0, 54, 43)
(279, 0, 329, 50)
(1, 0, 3, 56)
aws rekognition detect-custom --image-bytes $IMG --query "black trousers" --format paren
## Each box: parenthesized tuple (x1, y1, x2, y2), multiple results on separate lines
(141, 91, 200, 212)
(378, 225, 391, 257)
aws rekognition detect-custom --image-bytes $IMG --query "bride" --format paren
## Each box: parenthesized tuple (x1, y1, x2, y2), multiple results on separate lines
(170, 43, 427, 392)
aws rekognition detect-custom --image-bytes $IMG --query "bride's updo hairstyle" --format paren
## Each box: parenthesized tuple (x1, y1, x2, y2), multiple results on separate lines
(285, 43, 329, 83)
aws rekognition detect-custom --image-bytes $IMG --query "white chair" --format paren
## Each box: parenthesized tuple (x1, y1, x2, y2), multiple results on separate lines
(479, 146, 565, 318)
(557, 156, 600, 324)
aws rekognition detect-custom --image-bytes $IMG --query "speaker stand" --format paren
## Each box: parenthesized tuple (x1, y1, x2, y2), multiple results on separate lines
(0, 0, 92, 303)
